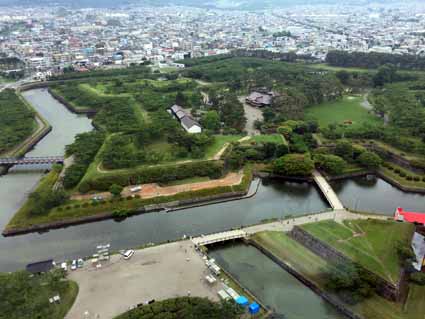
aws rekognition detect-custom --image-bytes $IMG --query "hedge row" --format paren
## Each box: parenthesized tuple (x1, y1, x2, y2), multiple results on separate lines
(79, 160, 225, 192)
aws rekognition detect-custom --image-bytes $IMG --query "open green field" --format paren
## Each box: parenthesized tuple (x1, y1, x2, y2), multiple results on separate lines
(253, 230, 424, 319)
(300, 219, 414, 283)
(305, 96, 380, 128)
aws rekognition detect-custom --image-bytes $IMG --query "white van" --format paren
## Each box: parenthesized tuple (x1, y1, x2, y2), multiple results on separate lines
(130, 186, 142, 193)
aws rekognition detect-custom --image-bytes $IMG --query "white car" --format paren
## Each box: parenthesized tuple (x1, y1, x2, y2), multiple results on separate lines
(77, 259, 84, 268)
(60, 262, 68, 271)
(123, 250, 135, 260)
(71, 260, 77, 271)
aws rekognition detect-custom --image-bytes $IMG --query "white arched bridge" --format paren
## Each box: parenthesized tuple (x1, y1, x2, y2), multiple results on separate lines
(0, 156, 64, 166)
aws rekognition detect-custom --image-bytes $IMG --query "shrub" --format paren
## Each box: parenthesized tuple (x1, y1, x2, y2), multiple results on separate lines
(357, 151, 382, 169)
(82, 202, 89, 208)
(399, 172, 406, 177)
(422, 177, 425, 182)
(394, 169, 401, 174)
(413, 176, 420, 182)
(406, 176, 413, 181)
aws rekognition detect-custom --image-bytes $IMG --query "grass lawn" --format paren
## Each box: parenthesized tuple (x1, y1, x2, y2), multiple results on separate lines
(159, 176, 210, 186)
(247, 134, 286, 145)
(203, 135, 243, 159)
(252, 230, 423, 319)
(309, 63, 375, 73)
(305, 96, 380, 128)
(300, 219, 414, 283)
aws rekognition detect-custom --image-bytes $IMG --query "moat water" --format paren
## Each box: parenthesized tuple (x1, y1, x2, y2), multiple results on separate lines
(1, 90, 425, 272)
(210, 243, 345, 319)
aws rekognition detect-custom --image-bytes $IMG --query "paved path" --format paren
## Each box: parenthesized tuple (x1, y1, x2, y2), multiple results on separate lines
(312, 170, 344, 210)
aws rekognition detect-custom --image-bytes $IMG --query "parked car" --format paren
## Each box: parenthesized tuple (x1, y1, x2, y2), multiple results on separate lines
(71, 260, 77, 271)
(77, 258, 84, 268)
(122, 249, 135, 260)
(60, 262, 68, 271)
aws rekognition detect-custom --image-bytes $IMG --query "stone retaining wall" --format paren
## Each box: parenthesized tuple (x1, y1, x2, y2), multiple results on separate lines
(290, 226, 404, 302)
(249, 240, 364, 319)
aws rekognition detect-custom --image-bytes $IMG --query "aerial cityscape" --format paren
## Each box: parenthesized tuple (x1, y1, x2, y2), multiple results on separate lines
(1, 1, 425, 319)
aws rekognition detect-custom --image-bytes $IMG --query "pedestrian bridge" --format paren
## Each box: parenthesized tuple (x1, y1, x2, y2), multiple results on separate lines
(0, 156, 64, 166)
(312, 170, 344, 210)
(192, 229, 247, 246)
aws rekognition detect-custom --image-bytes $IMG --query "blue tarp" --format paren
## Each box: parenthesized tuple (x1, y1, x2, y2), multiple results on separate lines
(236, 296, 249, 307)
(249, 302, 260, 314)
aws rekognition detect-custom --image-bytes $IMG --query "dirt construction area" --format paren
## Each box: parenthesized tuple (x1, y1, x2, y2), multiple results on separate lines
(66, 241, 220, 319)
(72, 172, 243, 201)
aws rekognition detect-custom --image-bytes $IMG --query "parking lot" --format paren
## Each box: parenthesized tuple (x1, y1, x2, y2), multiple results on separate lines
(66, 241, 220, 319)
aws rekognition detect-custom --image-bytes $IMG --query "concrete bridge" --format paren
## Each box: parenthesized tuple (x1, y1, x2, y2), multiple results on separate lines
(192, 229, 247, 246)
(192, 210, 388, 247)
(0, 156, 64, 166)
(312, 170, 344, 210)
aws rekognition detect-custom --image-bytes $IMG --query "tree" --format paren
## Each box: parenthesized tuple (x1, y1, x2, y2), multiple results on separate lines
(373, 64, 397, 87)
(110, 184, 124, 197)
(277, 125, 292, 138)
(175, 91, 186, 106)
(314, 154, 347, 175)
(335, 140, 354, 160)
(357, 151, 382, 169)
(336, 70, 351, 85)
(324, 261, 376, 305)
(273, 154, 314, 176)
(201, 111, 220, 132)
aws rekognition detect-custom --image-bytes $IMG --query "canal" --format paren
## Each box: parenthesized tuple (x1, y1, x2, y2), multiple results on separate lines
(332, 176, 425, 214)
(210, 243, 345, 319)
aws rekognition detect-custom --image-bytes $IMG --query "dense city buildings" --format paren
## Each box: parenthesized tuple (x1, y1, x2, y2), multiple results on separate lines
(0, 2, 425, 75)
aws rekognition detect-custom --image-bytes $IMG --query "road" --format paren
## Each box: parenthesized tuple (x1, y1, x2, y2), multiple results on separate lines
(238, 96, 263, 136)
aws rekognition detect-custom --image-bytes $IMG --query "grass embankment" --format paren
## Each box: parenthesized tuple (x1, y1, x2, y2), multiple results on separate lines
(0, 270, 78, 319)
(6, 166, 253, 231)
(80, 134, 242, 188)
(7, 167, 61, 229)
(252, 230, 424, 319)
(0, 89, 43, 157)
(305, 96, 380, 129)
(380, 162, 425, 190)
(300, 219, 414, 283)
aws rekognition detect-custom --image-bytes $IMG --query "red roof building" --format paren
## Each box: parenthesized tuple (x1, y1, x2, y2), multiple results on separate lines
(394, 207, 425, 225)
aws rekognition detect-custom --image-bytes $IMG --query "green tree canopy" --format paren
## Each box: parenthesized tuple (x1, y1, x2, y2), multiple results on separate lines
(273, 154, 314, 176)
(357, 151, 382, 169)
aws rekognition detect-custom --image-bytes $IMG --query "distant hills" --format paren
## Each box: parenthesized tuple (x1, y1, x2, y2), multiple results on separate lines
(1, 0, 419, 9)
